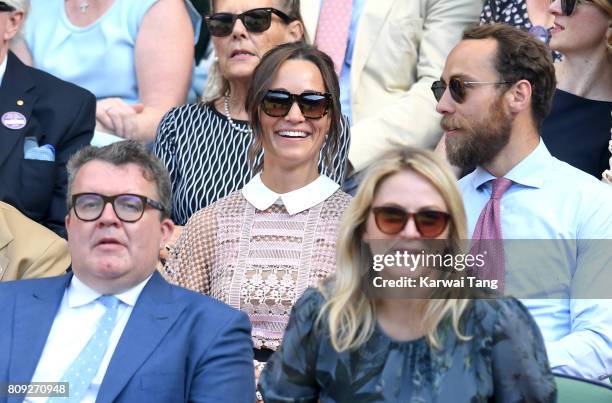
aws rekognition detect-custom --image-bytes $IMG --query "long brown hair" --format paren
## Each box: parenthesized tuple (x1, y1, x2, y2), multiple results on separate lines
(245, 41, 342, 172)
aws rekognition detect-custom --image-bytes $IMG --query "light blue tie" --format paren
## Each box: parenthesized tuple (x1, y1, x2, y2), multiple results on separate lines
(48, 295, 121, 402)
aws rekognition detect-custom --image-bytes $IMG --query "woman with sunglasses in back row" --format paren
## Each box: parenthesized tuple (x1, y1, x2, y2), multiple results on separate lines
(478, 0, 612, 180)
(542, 0, 612, 181)
(153, 0, 350, 236)
(164, 42, 351, 397)
(260, 147, 556, 402)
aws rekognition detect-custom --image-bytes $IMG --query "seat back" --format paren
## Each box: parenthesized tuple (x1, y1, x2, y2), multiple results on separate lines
(555, 373, 612, 403)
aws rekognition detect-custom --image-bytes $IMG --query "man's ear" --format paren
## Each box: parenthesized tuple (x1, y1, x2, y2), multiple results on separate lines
(4, 11, 25, 42)
(285, 20, 305, 43)
(506, 79, 532, 114)
(159, 218, 175, 246)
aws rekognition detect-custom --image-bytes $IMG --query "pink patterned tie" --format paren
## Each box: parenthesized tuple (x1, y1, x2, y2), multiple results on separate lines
(314, 0, 352, 75)
(470, 177, 513, 292)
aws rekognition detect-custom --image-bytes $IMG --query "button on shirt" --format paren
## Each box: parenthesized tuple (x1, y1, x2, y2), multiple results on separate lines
(459, 139, 612, 380)
(26, 274, 151, 403)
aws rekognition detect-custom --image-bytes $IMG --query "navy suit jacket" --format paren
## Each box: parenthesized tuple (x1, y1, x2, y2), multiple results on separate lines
(0, 271, 255, 402)
(0, 51, 95, 238)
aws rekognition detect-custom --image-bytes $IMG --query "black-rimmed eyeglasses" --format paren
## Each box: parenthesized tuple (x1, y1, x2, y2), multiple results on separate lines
(205, 8, 295, 37)
(70, 193, 165, 223)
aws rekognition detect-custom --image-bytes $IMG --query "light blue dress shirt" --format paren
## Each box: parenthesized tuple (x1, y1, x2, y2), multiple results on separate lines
(460, 139, 612, 380)
(338, 0, 366, 124)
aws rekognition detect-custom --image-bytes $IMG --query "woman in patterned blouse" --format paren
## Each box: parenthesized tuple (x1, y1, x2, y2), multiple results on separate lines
(153, 0, 350, 231)
(260, 147, 556, 402)
(165, 43, 351, 388)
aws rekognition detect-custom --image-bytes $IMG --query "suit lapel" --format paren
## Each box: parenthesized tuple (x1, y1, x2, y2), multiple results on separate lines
(96, 272, 186, 403)
(0, 52, 37, 169)
(9, 274, 71, 385)
(351, 0, 394, 98)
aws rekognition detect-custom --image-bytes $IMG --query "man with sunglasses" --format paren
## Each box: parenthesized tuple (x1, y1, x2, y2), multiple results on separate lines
(434, 23, 612, 380)
(0, 141, 255, 402)
(300, 0, 482, 180)
(0, 0, 95, 238)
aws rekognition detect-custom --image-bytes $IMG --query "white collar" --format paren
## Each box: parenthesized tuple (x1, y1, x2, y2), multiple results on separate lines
(242, 173, 339, 215)
(0, 54, 7, 86)
(67, 273, 152, 308)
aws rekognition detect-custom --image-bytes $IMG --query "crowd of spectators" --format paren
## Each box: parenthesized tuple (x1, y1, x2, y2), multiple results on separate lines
(0, 0, 610, 401)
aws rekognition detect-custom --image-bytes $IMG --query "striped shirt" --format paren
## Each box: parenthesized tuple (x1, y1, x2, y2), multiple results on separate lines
(154, 102, 350, 225)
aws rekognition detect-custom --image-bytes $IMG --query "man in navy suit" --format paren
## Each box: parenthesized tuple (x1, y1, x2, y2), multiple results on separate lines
(0, 141, 255, 402)
(0, 0, 95, 238)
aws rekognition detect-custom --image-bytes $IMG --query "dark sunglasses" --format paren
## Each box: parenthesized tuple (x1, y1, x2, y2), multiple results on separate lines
(372, 206, 450, 238)
(431, 77, 514, 103)
(71, 193, 165, 223)
(262, 90, 332, 119)
(557, 0, 590, 16)
(0, 2, 16, 12)
(205, 7, 295, 37)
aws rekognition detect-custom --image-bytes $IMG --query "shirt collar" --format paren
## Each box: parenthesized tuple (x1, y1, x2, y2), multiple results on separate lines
(242, 173, 340, 215)
(469, 139, 552, 191)
(67, 273, 152, 308)
(0, 55, 7, 87)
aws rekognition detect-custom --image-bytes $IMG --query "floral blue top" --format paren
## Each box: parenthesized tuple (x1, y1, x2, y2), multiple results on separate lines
(260, 288, 556, 402)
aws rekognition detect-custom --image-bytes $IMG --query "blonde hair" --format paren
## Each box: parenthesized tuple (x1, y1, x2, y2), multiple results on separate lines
(319, 147, 473, 352)
(201, 0, 308, 103)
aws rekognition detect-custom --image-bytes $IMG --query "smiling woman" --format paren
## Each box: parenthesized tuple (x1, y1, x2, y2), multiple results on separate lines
(153, 0, 351, 231)
(164, 43, 351, 400)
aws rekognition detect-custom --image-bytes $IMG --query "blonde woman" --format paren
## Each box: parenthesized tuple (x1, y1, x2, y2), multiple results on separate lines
(260, 148, 556, 402)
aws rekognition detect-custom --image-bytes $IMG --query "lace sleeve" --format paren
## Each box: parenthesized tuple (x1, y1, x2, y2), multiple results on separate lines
(165, 204, 217, 294)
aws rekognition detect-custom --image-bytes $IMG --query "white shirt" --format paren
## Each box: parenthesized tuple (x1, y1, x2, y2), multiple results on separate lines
(242, 173, 340, 215)
(0, 54, 7, 86)
(26, 274, 151, 403)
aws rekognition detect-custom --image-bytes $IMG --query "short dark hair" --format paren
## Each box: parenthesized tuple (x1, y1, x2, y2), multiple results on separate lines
(463, 24, 557, 130)
(246, 41, 341, 172)
(66, 141, 172, 220)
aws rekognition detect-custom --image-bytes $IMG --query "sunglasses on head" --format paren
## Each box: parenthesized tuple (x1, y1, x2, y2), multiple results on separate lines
(431, 77, 514, 103)
(205, 7, 295, 37)
(0, 2, 16, 12)
(261, 90, 332, 119)
(372, 206, 450, 238)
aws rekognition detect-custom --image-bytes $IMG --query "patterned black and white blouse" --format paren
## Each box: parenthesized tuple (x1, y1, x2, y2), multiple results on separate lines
(481, 0, 562, 61)
(154, 102, 351, 225)
(481, 0, 532, 28)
